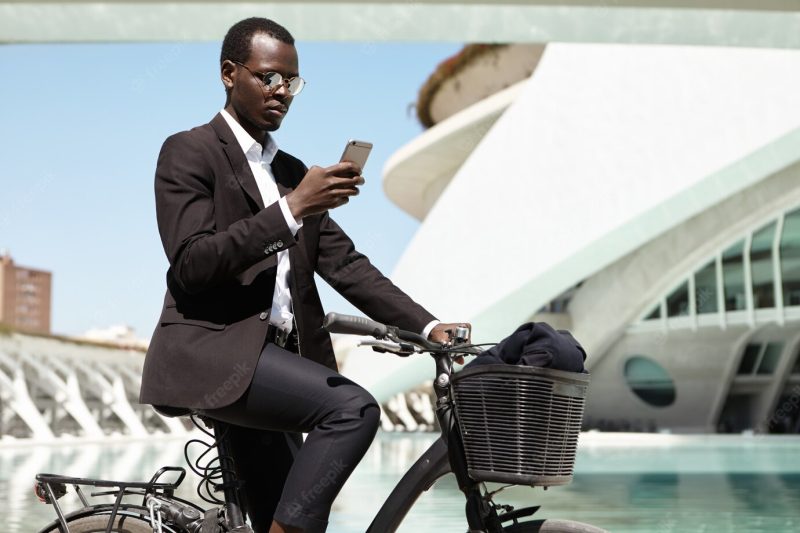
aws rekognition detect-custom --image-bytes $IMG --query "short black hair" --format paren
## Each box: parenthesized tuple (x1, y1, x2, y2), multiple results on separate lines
(220, 17, 295, 65)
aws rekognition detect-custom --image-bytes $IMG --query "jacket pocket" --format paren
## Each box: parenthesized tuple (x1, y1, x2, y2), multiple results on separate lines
(160, 306, 226, 330)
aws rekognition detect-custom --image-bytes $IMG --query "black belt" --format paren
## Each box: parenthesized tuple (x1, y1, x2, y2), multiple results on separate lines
(266, 324, 294, 349)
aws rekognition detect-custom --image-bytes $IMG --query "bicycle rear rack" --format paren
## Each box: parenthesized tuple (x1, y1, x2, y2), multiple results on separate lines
(35, 466, 187, 532)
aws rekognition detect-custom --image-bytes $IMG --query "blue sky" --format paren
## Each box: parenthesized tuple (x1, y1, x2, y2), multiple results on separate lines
(0, 40, 461, 337)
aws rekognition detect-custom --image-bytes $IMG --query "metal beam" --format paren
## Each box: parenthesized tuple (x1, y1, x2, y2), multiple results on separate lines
(0, 351, 55, 439)
(2, 1, 800, 48)
(24, 352, 105, 437)
(69, 358, 149, 437)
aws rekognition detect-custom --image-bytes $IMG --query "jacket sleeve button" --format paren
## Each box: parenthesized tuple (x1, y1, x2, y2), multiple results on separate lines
(277, 240, 284, 248)
(259, 311, 268, 320)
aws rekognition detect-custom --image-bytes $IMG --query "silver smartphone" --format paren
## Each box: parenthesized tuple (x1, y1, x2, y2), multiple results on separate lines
(339, 139, 373, 170)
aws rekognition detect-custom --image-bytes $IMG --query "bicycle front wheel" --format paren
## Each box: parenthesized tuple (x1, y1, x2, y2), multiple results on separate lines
(504, 518, 609, 533)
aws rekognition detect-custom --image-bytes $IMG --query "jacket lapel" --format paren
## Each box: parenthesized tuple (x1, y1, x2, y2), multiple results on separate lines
(210, 113, 265, 210)
(271, 152, 302, 248)
(271, 151, 294, 198)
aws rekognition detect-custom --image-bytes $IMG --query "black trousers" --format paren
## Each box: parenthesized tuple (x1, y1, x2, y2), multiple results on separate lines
(199, 341, 381, 532)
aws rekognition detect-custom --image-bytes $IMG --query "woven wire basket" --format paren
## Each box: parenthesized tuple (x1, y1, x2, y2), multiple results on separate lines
(450, 364, 589, 487)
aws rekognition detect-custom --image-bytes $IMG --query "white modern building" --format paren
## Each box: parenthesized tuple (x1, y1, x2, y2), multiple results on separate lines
(342, 41, 800, 434)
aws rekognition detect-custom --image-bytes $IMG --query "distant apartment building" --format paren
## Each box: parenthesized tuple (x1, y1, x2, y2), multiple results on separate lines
(0, 251, 51, 334)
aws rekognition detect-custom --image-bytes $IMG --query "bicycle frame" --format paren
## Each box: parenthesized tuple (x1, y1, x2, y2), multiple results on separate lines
(366, 436, 450, 532)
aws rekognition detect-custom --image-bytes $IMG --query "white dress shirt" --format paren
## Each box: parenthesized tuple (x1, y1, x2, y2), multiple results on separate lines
(221, 110, 300, 332)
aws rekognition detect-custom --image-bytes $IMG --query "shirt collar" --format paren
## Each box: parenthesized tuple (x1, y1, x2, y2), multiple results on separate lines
(220, 109, 279, 165)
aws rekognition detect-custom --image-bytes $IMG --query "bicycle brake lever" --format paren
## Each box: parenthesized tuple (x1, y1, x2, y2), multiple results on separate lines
(359, 339, 403, 352)
(358, 339, 418, 356)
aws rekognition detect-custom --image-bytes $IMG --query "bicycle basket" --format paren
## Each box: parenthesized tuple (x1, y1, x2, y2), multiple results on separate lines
(450, 364, 589, 487)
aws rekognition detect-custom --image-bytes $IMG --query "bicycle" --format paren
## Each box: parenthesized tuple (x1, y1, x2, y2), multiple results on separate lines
(35, 312, 608, 533)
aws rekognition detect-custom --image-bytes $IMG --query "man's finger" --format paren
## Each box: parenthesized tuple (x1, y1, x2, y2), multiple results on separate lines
(332, 186, 360, 197)
(331, 161, 362, 176)
(328, 176, 364, 189)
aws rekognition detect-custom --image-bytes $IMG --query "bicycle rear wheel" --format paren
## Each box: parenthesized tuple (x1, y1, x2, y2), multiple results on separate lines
(504, 519, 609, 532)
(39, 512, 175, 533)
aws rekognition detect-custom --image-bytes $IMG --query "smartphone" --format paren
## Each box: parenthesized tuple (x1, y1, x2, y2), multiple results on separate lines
(339, 139, 373, 171)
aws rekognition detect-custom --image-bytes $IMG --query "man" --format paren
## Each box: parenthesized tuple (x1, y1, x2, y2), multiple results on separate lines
(139, 17, 465, 533)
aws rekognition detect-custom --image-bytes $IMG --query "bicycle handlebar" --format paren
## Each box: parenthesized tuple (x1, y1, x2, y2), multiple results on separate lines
(322, 312, 481, 356)
(322, 312, 390, 338)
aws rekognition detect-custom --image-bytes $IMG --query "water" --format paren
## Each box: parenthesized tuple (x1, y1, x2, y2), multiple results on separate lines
(4, 432, 800, 532)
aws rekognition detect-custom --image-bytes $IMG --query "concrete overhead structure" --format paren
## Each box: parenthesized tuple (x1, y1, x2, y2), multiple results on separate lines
(2, 1, 800, 46)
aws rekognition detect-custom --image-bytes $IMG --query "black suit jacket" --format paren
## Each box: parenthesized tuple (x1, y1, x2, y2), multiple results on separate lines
(139, 114, 436, 409)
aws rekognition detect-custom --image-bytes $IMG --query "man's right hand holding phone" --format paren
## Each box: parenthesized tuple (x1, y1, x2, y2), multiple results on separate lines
(286, 162, 364, 220)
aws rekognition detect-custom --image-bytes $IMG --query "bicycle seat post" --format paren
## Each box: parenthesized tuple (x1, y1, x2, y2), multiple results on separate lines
(210, 420, 251, 532)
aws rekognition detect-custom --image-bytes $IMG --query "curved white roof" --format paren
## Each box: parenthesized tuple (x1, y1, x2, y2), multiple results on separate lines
(383, 81, 522, 221)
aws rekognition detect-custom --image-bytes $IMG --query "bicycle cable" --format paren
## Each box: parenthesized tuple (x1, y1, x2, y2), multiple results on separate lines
(184, 415, 238, 505)
(439, 342, 497, 354)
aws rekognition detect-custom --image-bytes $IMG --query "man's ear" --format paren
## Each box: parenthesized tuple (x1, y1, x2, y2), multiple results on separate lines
(221, 60, 236, 91)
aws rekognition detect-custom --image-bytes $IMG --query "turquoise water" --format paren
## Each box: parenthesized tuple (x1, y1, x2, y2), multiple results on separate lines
(3, 432, 799, 532)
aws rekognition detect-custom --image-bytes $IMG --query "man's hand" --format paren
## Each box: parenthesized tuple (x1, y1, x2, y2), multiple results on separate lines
(428, 322, 472, 365)
(428, 322, 471, 344)
(286, 162, 364, 220)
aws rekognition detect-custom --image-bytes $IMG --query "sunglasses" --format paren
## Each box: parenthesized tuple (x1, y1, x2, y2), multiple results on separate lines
(233, 60, 306, 96)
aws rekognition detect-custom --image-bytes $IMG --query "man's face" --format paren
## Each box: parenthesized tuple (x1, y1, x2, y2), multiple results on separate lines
(223, 33, 299, 136)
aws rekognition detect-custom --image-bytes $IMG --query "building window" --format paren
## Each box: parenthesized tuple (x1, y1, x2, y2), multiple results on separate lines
(781, 207, 800, 307)
(750, 222, 777, 309)
(637, 202, 800, 327)
(737, 344, 761, 375)
(723, 240, 747, 311)
(15, 316, 39, 328)
(738, 342, 784, 375)
(694, 260, 718, 314)
(644, 304, 661, 320)
(19, 282, 37, 294)
(624, 356, 676, 407)
(666, 281, 689, 317)
(756, 342, 783, 375)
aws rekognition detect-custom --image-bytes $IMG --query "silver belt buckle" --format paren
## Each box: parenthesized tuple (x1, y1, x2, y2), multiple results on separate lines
(274, 327, 290, 348)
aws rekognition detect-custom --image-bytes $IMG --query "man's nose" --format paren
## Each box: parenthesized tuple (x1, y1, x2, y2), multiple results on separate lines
(271, 81, 291, 98)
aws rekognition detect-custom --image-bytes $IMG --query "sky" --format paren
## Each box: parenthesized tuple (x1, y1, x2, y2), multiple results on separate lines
(0, 40, 462, 338)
